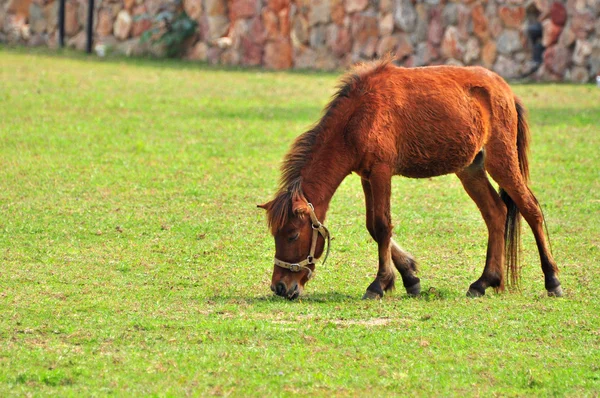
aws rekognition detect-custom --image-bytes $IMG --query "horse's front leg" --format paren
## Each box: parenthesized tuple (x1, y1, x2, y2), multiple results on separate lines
(361, 178, 420, 297)
(362, 165, 397, 300)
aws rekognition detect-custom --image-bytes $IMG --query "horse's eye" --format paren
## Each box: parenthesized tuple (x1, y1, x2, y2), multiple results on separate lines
(288, 232, 300, 242)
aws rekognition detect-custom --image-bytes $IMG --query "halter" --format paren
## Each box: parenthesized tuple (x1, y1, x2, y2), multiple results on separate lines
(273, 203, 330, 280)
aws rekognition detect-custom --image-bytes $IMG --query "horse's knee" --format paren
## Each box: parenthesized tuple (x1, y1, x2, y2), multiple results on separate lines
(374, 218, 392, 242)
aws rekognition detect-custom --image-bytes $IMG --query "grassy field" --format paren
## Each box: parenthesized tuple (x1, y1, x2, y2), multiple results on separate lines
(0, 47, 599, 396)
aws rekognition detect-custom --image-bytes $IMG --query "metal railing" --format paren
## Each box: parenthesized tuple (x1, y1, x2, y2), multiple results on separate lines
(58, 0, 95, 53)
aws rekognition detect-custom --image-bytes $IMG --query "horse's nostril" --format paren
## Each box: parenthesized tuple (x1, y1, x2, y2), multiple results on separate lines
(275, 282, 287, 297)
(286, 283, 300, 300)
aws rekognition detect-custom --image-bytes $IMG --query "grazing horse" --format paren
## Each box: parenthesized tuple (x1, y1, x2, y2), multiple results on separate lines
(259, 59, 562, 300)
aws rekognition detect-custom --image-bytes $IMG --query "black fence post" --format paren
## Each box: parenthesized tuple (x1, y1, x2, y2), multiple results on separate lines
(86, 0, 95, 54)
(58, 0, 65, 48)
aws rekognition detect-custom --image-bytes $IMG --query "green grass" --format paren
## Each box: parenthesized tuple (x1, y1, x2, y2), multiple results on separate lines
(1, 47, 599, 396)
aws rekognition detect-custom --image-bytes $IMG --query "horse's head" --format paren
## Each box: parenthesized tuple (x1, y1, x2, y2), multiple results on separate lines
(259, 194, 329, 300)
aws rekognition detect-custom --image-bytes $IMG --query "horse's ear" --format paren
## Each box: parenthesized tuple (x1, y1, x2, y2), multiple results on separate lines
(257, 201, 273, 211)
(292, 198, 309, 217)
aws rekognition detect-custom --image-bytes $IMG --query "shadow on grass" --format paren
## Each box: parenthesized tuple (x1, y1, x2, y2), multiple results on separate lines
(5, 47, 597, 125)
(303, 289, 455, 302)
(0, 45, 340, 77)
(207, 291, 357, 304)
(1, 46, 330, 122)
(207, 287, 454, 304)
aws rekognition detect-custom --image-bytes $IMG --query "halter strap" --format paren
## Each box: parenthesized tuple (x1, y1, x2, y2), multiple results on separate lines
(273, 203, 330, 280)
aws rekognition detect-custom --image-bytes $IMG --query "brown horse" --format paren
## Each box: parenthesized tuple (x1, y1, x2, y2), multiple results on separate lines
(259, 58, 562, 300)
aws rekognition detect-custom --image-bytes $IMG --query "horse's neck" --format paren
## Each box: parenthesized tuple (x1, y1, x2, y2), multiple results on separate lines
(300, 138, 353, 221)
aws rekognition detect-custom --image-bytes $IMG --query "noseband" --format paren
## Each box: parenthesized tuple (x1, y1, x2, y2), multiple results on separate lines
(273, 203, 330, 280)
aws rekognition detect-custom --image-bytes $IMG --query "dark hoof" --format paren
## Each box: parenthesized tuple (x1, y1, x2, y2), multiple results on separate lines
(547, 285, 563, 297)
(405, 282, 421, 297)
(362, 290, 382, 300)
(466, 287, 485, 298)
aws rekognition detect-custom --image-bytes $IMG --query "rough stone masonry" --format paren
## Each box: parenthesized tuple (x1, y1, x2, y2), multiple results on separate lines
(1, 0, 599, 82)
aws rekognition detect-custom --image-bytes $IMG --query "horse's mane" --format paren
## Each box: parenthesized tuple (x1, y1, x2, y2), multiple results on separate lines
(266, 57, 395, 233)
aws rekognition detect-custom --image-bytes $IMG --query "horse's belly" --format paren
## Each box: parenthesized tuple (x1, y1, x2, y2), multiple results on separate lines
(395, 131, 482, 178)
(397, 156, 471, 178)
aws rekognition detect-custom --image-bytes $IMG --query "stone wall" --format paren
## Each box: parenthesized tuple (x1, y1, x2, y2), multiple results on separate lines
(1, 0, 599, 82)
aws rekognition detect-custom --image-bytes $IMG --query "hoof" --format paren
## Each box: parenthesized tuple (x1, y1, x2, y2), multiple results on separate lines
(466, 287, 485, 298)
(362, 290, 382, 300)
(405, 282, 421, 297)
(547, 285, 563, 297)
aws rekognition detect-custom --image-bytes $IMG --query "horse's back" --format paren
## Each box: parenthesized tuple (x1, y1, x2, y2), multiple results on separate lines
(351, 64, 515, 179)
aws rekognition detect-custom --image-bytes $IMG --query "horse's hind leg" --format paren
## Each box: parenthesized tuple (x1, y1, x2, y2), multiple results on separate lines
(485, 149, 562, 296)
(391, 240, 420, 295)
(457, 152, 507, 297)
(361, 178, 420, 297)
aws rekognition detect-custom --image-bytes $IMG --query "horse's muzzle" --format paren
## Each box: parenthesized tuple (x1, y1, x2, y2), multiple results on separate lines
(272, 282, 300, 300)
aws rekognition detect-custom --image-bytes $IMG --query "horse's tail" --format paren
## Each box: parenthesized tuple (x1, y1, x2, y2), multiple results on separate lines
(514, 97, 530, 183)
(499, 97, 530, 289)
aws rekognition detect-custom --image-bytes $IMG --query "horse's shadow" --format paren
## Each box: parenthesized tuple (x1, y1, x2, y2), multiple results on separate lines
(206, 291, 355, 305)
(207, 286, 452, 305)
